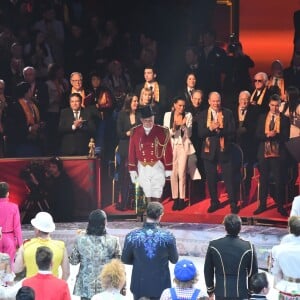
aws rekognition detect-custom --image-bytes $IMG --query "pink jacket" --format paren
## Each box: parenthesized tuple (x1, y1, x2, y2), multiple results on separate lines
(0, 198, 23, 247)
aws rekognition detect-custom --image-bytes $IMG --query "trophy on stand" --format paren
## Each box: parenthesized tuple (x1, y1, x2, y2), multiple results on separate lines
(88, 138, 96, 158)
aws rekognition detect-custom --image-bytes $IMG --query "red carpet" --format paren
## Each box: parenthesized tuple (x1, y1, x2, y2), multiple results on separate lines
(104, 192, 290, 226)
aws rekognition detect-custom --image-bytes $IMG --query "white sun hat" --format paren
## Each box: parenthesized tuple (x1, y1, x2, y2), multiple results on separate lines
(31, 212, 55, 233)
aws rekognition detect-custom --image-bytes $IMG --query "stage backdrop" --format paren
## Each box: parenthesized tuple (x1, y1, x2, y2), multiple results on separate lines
(0, 157, 101, 220)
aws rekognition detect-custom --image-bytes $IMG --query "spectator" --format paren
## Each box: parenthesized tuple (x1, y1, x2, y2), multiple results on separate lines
(16, 286, 35, 300)
(6, 81, 44, 157)
(122, 202, 179, 300)
(0, 252, 15, 286)
(0, 79, 9, 157)
(0, 181, 23, 267)
(69, 209, 121, 300)
(91, 259, 127, 300)
(14, 212, 70, 280)
(58, 92, 95, 156)
(268, 60, 285, 100)
(250, 72, 270, 113)
(198, 92, 237, 213)
(160, 259, 208, 300)
(45, 63, 69, 155)
(163, 97, 200, 211)
(290, 195, 300, 216)
(180, 72, 198, 112)
(135, 66, 168, 124)
(254, 94, 290, 216)
(270, 216, 300, 299)
(204, 214, 258, 300)
(249, 272, 270, 300)
(115, 94, 141, 211)
(22, 246, 71, 300)
(23, 66, 49, 122)
(69, 72, 87, 105)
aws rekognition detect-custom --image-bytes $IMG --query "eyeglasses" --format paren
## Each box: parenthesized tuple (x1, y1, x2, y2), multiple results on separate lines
(253, 79, 263, 83)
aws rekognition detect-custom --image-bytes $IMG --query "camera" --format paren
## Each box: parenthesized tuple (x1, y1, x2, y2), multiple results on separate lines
(227, 33, 239, 54)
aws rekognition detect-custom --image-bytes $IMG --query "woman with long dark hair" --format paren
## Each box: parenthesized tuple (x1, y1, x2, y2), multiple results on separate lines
(69, 209, 121, 300)
(115, 94, 141, 211)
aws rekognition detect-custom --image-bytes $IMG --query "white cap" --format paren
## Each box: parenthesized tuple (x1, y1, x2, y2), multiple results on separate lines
(31, 212, 55, 233)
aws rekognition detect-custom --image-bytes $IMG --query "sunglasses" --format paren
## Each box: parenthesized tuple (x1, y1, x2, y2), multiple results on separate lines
(253, 79, 263, 83)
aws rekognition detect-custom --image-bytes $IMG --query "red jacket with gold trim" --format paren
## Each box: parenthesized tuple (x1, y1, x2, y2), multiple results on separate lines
(128, 124, 173, 172)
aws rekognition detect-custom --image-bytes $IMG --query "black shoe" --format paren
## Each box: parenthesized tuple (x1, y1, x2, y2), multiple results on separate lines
(231, 205, 240, 214)
(172, 199, 179, 211)
(177, 199, 186, 211)
(253, 206, 266, 215)
(278, 207, 288, 217)
(207, 202, 220, 213)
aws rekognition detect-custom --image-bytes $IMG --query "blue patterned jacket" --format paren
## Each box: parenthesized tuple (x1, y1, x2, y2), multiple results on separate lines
(121, 222, 178, 299)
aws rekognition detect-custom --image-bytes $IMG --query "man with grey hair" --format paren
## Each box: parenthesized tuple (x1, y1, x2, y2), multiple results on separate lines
(122, 202, 178, 300)
(235, 90, 260, 199)
(204, 214, 258, 300)
(250, 72, 271, 113)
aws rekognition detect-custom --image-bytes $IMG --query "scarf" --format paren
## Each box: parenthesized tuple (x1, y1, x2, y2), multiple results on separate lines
(18, 99, 40, 126)
(250, 87, 267, 105)
(205, 108, 224, 152)
(264, 112, 280, 158)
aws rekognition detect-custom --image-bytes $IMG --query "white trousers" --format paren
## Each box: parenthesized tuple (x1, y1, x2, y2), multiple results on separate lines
(171, 144, 188, 199)
(137, 160, 165, 198)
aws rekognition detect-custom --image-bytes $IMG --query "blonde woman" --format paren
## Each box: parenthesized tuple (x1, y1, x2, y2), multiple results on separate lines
(91, 259, 127, 300)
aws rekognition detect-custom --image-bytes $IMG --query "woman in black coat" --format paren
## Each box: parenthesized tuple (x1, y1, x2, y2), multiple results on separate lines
(116, 93, 141, 210)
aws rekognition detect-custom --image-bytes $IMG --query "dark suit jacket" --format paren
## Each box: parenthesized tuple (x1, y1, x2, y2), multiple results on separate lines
(198, 46, 227, 94)
(58, 107, 95, 156)
(256, 112, 290, 161)
(204, 235, 258, 299)
(234, 105, 259, 163)
(198, 107, 236, 162)
(31, 80, 49, 121)
(121, 222, 178, 299)
(116, 110, 141, 158)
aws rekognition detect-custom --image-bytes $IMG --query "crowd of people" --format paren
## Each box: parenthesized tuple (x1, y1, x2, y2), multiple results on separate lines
(1, 1, 300, 299)
(3, 191, 300, 299)
(0, 1, 299, 218)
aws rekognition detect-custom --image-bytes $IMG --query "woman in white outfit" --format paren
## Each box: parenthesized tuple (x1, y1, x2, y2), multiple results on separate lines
(164, 97, 197, 210)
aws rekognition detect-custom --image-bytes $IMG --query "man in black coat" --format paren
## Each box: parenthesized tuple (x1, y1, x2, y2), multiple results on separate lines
(204, 214, 258, 300)
(58, 93, 95, 156)
(121, 202, 178, 300)
(135, 66, 168, 124)
(254, 94, 290, 216)
(198, 91, 237, 213)
(234, 90, 259, 199)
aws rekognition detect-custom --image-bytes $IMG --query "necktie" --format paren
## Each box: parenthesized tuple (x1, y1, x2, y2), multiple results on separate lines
(274, 78, 279, 86)
(74, 111, 79, 120)
(269, 115, 275, 131)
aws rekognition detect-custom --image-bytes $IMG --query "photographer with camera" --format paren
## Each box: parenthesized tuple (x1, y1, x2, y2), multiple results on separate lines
(223, 34, 255, 111)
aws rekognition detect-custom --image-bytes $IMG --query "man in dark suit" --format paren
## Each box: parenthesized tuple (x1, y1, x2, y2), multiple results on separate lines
(254, 94, 290, 216)
(134, 66, 168, 124)
(204, 214, 258, 300)
(198, 29, 227, 99)
(198, 92, 238, 213)
(58, 93, 95, 156)
(234, 90, 259, 199)
(23, 66, 49, 121)
(121, 202, 178, 300)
